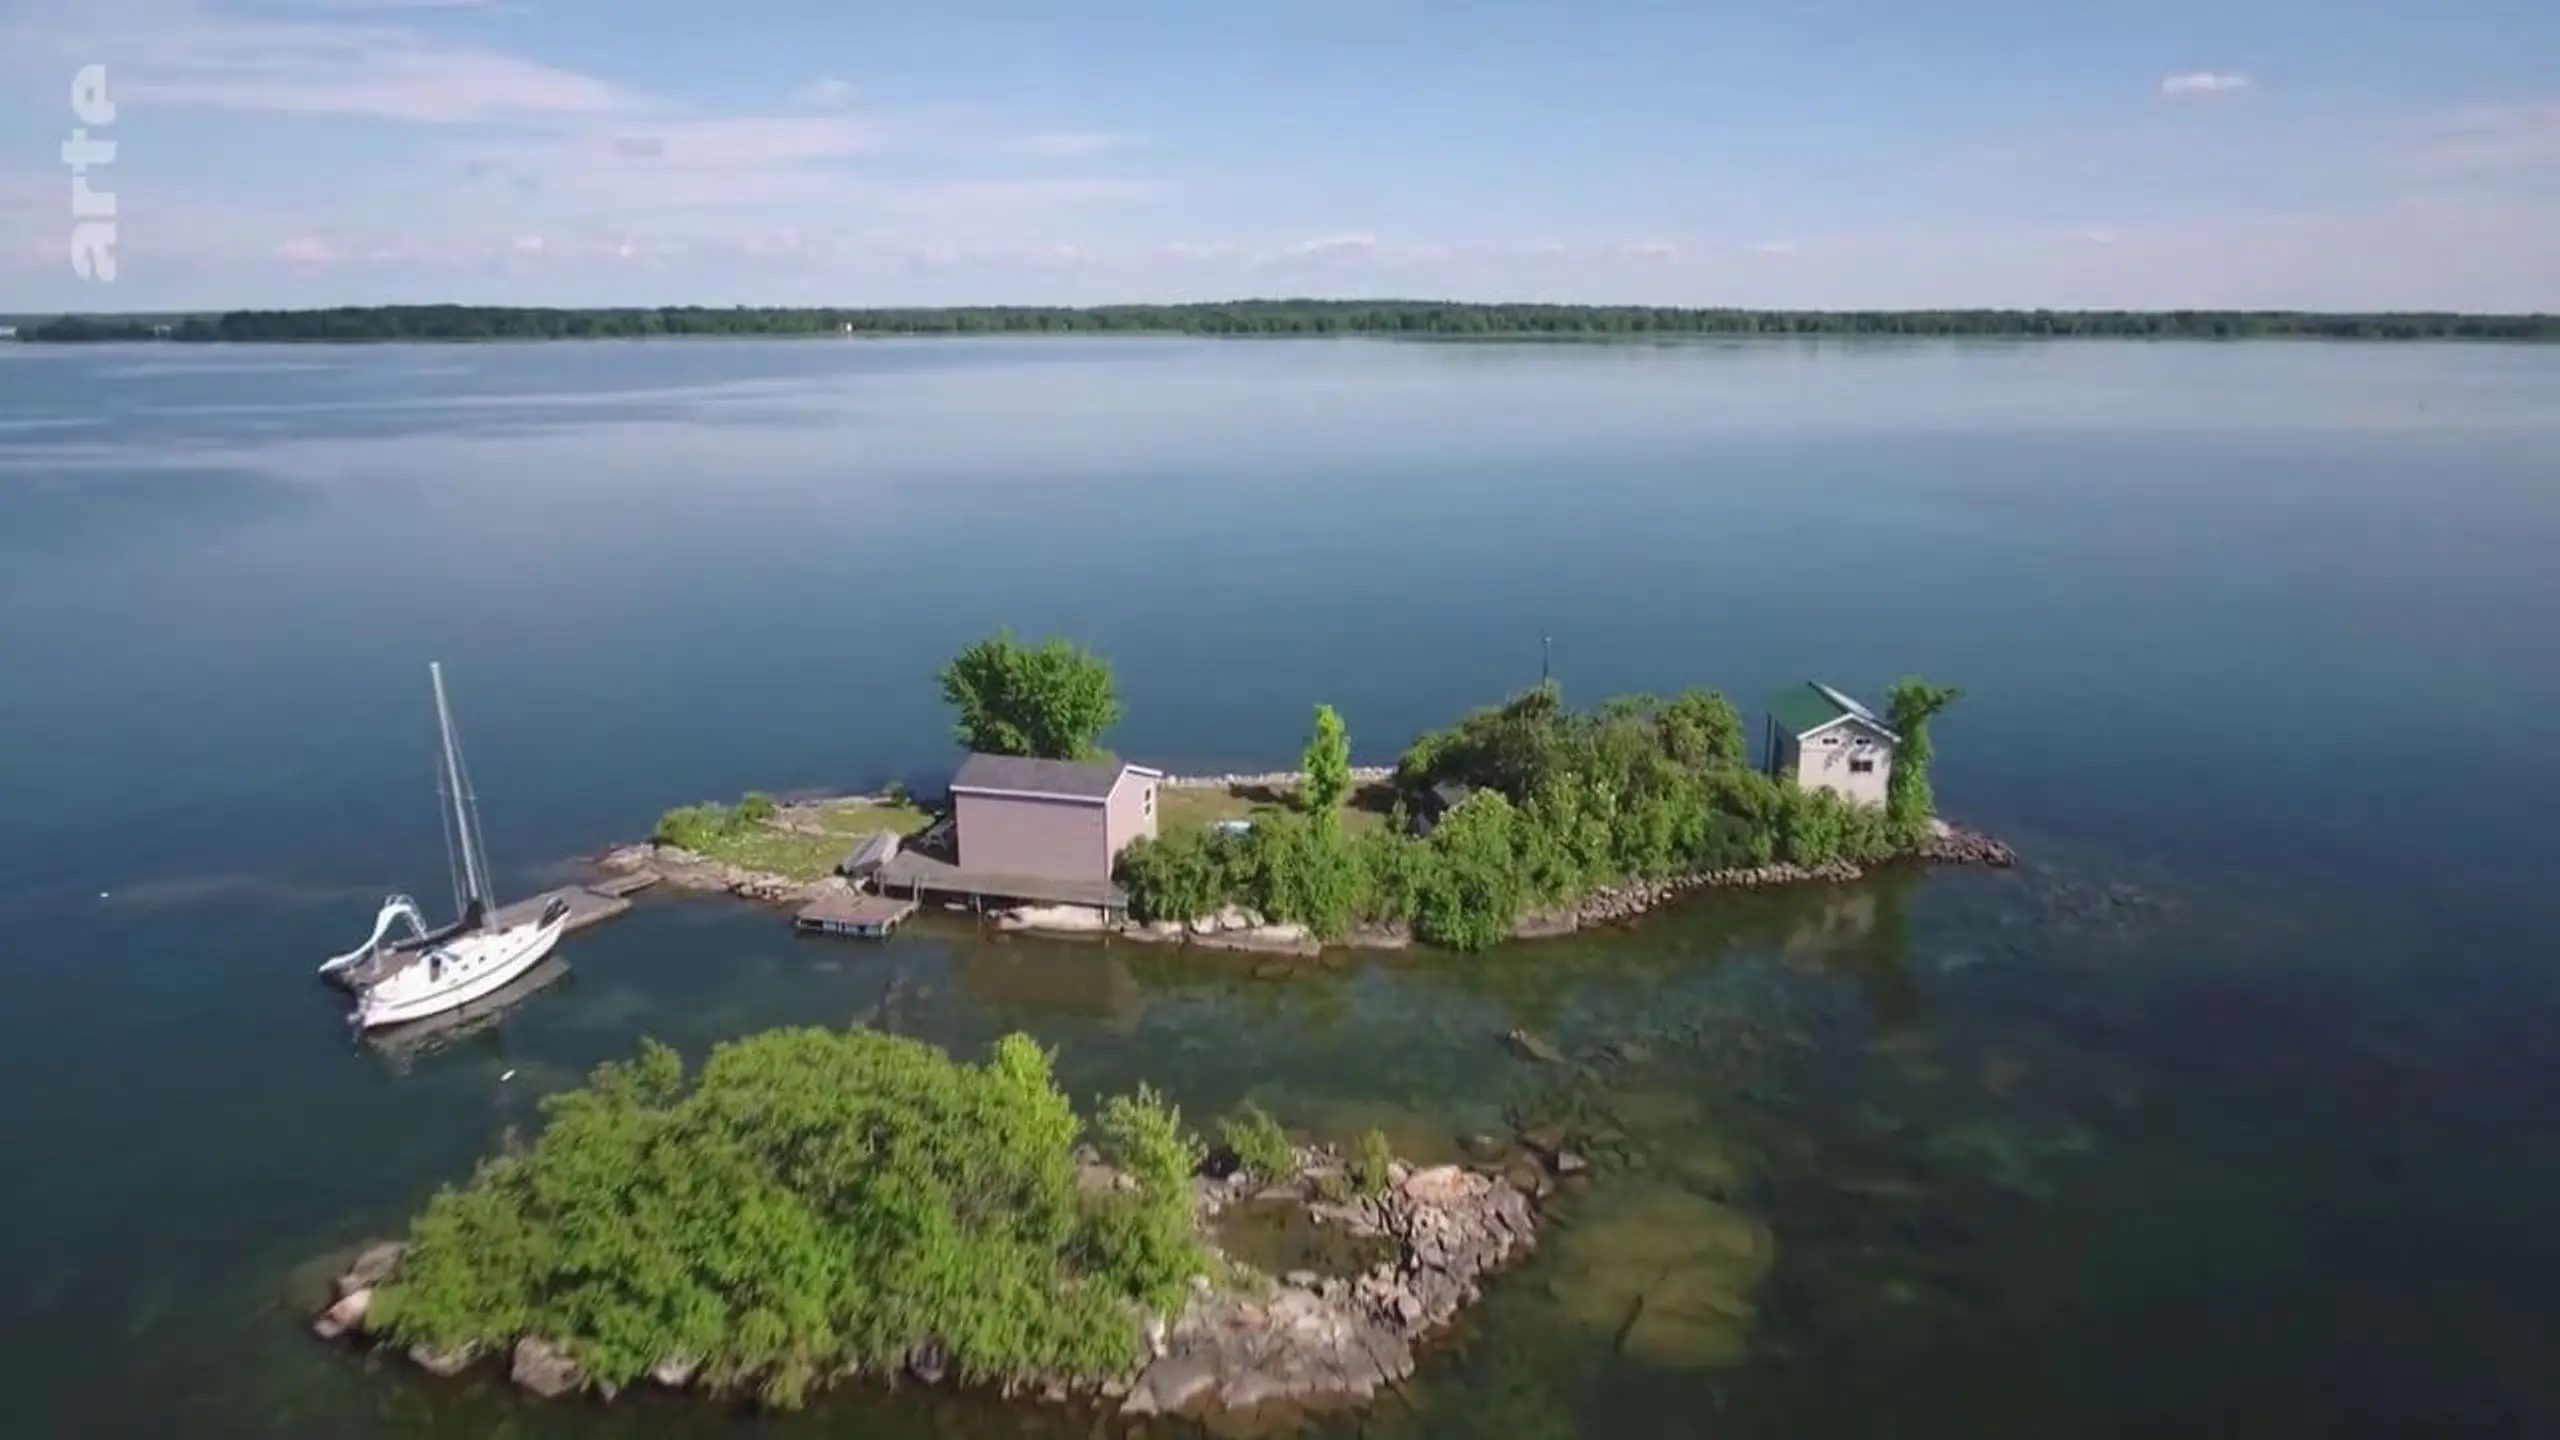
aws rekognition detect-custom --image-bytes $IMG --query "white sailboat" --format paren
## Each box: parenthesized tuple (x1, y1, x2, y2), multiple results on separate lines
(318, 662, 568, 1030)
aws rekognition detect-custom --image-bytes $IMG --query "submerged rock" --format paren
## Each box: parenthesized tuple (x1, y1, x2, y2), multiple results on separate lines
(1505, 1029, 1566, 1064)
(1545, 1184, 1773, 1370)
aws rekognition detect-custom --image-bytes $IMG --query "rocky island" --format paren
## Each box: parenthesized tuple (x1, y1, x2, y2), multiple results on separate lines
(592, 630, 2013, 955)
(309, 1027, 1539, 1431)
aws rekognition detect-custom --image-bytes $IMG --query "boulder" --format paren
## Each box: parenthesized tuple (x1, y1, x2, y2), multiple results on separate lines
(408, 1342, 477, 1377)
(650, 1354, 699, 1388)
(511, 1336, 587, 1399)
(336, 1240, 406, 1298)
(311, 1288, 372, 1341)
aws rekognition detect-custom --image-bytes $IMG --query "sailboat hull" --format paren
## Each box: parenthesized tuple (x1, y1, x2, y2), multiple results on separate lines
(353, 909, 568, 1030)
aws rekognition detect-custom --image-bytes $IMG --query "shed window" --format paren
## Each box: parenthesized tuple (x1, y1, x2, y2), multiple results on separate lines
(1142, 786, 1155, 816)
(1849, 757, 1876, 774)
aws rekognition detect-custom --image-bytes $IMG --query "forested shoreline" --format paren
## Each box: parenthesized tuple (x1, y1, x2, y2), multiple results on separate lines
(13, 301, 2557, 343)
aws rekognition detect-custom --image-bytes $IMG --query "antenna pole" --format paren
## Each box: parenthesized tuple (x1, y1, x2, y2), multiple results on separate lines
(428, 662, 487, 908)
(1540, 632, 1552, 686)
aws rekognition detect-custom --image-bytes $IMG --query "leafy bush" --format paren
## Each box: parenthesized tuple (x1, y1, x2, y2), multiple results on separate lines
(1410, 791, 1529, 952)
(652, 801, 738, 851)
(367, 1029, 1207, 1406)
(734, 791, 779, 825)
(1217, 1100, 1298, 1184)
(1351, 1128, 1394, 1198)
(1234, 810, 1368, 941)
(1116, 827, 1241, 926)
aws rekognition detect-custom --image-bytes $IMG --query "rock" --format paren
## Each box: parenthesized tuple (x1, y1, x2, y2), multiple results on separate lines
(650, 1354, 699, 1388)
(1505, 1029, 1565, 1064)
(311, 1288, 371, 1341)
(1459, 1132, 1507, 1161)
(511, 1336, 587, 1399)
(907, 1339, 951, 1385)
(408, 1342, 477, 1377)
(336, 1240, 406, 1297)
(1502, 1160, 1549, 1198)
(1123, 1350, 1220, 1416)
(1553, 1151, 1590, 1177)
(1284, 1269, 1320, 1289)
(1199, 1144, 1244, 1180)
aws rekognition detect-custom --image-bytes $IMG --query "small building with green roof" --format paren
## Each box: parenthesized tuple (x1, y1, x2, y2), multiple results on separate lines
(1764, 682, 1898, 808)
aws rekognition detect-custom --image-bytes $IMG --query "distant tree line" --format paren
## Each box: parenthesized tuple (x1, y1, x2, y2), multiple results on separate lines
(13, 301, 2557, 343)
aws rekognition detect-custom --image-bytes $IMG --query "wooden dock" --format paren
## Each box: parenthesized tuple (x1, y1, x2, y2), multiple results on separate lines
(795, 892, 919, 939)
(489, 883, 639, 936)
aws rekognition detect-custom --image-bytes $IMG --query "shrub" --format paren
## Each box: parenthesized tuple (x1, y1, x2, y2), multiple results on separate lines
(734, 791, 779, 825)
(1351, 1128, 1394, 1197)
(1217, 1100, 1297, 1184)
(652, 801, 736, 851)
(1234, 810, 1367, 941)
(366, 1029, 1206, 1406)
(1409, 791, 1527, 952)
(1116, 827, 1240, 926)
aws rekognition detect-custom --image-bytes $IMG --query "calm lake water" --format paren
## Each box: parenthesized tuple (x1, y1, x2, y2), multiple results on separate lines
(3, 337, 2558, 1439)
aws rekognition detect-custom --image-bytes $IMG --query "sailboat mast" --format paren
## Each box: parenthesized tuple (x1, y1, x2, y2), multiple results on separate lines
(428, 662, 488, 909)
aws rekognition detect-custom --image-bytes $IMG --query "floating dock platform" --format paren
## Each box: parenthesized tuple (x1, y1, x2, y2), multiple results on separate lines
(795, 892, 919, 939)
(489, 882, 643, 935)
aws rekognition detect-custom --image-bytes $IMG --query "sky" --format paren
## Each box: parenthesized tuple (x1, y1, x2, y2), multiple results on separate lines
(2, 0, 2556, 311)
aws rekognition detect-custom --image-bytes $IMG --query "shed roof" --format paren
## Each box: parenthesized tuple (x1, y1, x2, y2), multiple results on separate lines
(1767, 682, 1899, 742)
(951, 753, 1145, 802)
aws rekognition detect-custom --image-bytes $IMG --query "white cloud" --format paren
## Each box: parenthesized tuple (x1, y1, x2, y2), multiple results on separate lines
(1010, 131, 1136, 159)
(790, 76, 857, 110)
(273, 235, 339, 262)
(2161, 72, 2251, 98)
(1273, 233, 1378, 262)
(7, 0, 641, 123)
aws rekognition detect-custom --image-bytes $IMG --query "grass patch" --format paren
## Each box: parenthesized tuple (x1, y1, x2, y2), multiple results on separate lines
(655, 794, 934, 881)
(1157, 780, 1396, 840)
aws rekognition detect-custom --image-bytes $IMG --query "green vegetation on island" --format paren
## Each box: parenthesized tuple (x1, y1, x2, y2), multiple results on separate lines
(367, 1028, 1206, 1407)
(652, 791, 931, 880)
(1119, 678, 1961, 951)
(15, 301, 2558, 344)
(927, 629, 1961, 952)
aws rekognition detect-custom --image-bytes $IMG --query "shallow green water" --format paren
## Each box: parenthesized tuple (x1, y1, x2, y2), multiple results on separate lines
(3, 338, 2557, 1437)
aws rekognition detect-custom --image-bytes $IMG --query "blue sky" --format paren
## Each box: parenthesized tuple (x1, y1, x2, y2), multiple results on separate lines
(3, 0, 2556, 309)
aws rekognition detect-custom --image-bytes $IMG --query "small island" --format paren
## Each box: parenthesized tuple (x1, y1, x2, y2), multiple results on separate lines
(312, 1028, 1538, 1430)
(601, 630, 2012, 954)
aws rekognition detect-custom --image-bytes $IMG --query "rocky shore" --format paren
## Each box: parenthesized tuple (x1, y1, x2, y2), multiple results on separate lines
(311, 1142, 1539, 1430)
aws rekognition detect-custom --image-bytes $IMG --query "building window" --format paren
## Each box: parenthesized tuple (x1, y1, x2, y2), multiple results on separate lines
(1142, 786, 1154, 816)
(1849, 757, 1876, 774)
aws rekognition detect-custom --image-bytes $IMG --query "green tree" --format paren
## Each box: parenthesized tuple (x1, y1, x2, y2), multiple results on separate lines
(937, 629, 1121, 759)
(1300, 704, 1353, 815)
(1654, 688, 1746, 769)
(1883, 677, 1964, 834)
